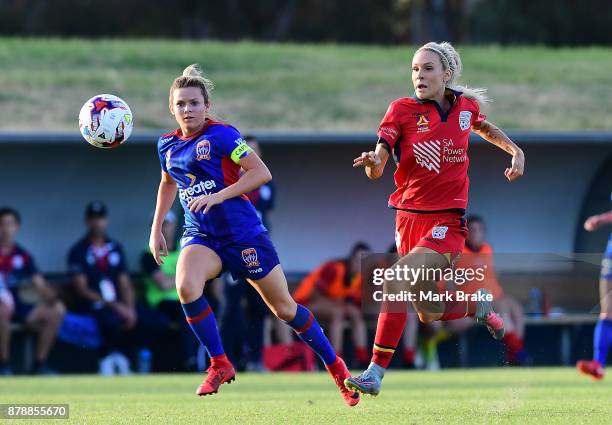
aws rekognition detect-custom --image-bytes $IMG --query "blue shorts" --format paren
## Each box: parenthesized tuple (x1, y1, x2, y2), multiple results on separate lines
(13, 301, 34, 324)
(602, 235, 612, 281)
(180, 231, 280, 281)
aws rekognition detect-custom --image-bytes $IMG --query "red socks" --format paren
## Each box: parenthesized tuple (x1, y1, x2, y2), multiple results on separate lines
(503, 332, 524, 363)
(371, 311, 408, 368)
(210, 353, 232, 368)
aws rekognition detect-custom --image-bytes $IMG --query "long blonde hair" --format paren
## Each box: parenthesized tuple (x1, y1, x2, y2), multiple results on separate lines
(416, 42, 490, 107)
(169, 64, 214, 107)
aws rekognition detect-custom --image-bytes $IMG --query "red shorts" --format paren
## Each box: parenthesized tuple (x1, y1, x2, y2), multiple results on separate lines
(395, 210, 467, 257)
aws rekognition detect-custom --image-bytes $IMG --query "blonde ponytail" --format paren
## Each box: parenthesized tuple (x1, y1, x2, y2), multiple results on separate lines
(169, 63, 214, 106)
(417, 42, 490, 107)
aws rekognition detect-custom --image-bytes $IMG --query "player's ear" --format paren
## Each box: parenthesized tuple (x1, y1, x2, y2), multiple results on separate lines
(444, 68, 452, 84)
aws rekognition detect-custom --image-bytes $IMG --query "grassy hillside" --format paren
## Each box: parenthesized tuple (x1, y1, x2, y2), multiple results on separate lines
(1, 38, 611, 132)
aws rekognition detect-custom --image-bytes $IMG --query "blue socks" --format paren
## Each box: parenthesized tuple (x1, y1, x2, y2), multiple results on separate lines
(594, 319, 612, 366)
(286, 304, 337, 365)
(182, 294, 225, 358)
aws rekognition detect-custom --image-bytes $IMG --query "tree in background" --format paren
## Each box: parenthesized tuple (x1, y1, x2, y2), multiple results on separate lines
(0, 0, 610, 46)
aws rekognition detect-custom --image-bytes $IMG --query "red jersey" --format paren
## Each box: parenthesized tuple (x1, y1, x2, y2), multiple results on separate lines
(377, 90, 485, 211)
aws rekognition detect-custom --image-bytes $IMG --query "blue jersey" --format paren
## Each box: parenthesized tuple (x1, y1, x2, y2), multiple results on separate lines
(0, 245, 38, 302)
(158, 121, 266, 243)
(68, 236, 129, 312)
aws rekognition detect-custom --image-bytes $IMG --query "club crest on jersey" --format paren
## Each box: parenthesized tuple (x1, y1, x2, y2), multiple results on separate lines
(241, 248, 260, 268)
(432, 226, 448, 239)
(416, 114, 430, 133)
(196, 139, 211, 161)
(459, 111, 472, 131)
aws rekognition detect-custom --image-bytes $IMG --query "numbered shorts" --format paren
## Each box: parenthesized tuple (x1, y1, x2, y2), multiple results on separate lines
(395, 210, 467, 257)
(180, 231, 280, 281)
(602, 235, 612, 281)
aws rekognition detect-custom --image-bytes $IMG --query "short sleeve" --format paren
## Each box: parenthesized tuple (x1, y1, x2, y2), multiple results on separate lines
(24, 252, 38, 276)
(114, 244, 128, 274)
(157, 139, 169, 172)
(470, 100, 486, 127)
(67, 245, 84, 275)
(218, 126, 253, 164)
(377, 101, 402, 150)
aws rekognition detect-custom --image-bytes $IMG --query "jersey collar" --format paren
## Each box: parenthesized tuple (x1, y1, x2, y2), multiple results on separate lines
(411, 88, 463, 122)
(174, 118, 218, 141)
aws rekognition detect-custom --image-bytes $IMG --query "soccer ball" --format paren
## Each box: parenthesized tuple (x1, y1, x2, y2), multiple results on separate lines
(79, 94, 133, 148)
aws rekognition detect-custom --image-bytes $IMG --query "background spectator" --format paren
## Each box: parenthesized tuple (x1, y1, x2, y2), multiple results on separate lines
(0, 207, 65, 375)
(294, 242, 371, 367)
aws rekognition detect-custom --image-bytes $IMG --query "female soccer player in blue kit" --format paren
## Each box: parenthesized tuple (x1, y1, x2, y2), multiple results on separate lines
(149, 65, 359, 406)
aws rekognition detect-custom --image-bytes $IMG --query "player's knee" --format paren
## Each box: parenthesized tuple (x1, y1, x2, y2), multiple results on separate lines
(417, 312, 436, 324)
(52, 302, 66, 321)
(345, 305, 363, 322)
(0, 304, 11, 321)
(270, 300, 297, 322)
(176, 278, 203, 303)
(600, 312, 612, 320)
(329, 308, 343, 322)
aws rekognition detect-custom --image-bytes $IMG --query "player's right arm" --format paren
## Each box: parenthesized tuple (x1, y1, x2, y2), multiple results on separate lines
(354, 100, 401, 179)
(353, 142, 389, 180)
(149, 170, 178, 265)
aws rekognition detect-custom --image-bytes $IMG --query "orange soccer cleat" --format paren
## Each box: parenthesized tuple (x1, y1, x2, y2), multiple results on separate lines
(325, 356, 360, 407)
(196, 364, 236, 396)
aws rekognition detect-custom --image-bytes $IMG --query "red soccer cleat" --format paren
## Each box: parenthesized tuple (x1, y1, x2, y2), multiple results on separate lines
(196, 364, 236, 396)
(576, 359, 604, 380)
(325, 356, 360, 407)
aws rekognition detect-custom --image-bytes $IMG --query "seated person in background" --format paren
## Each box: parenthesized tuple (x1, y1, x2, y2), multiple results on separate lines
(141, 211, 198, 371)
(456, 215, 528, 365)
(68, 201, 136, 375)
(0, 207, 65, 375)
(293, 242, 371, 367)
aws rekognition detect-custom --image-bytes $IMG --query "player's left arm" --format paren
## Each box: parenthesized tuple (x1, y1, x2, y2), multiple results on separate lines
(471, 120, 525, 182)
(188, 151, 272, 214)
(117, 273, 135, 308)
(113, 273, 137, 329)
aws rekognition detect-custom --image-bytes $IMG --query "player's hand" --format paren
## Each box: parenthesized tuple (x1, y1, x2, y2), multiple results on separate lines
(353, 151, 381, 168)
(584, 215, 601, 232)
(112, 303, 137, 329)
(149, 230, 168, 266)
(187, 193, 225, 214)
(505, 150, 524, 182)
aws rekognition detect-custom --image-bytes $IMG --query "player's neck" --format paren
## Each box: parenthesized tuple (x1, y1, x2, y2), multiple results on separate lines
(0, 240, 14, 254)
(432, 90, 450, 111)
(88, 234, 106, 246)
(180, 123, 205, 138)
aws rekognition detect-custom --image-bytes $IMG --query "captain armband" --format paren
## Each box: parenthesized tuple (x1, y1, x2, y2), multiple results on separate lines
(230, 142, 253, 164)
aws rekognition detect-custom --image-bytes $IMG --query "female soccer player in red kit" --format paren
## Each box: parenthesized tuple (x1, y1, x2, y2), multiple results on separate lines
(149, 65, 359, 405)
(345, 42, 525, 396)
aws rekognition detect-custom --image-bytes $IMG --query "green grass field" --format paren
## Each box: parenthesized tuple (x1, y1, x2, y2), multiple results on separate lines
(1, 38, 611, 132)
(1, 368, 611, 424)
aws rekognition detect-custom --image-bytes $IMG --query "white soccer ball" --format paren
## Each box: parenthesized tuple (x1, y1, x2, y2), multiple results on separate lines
(78, 94, 133, 148)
